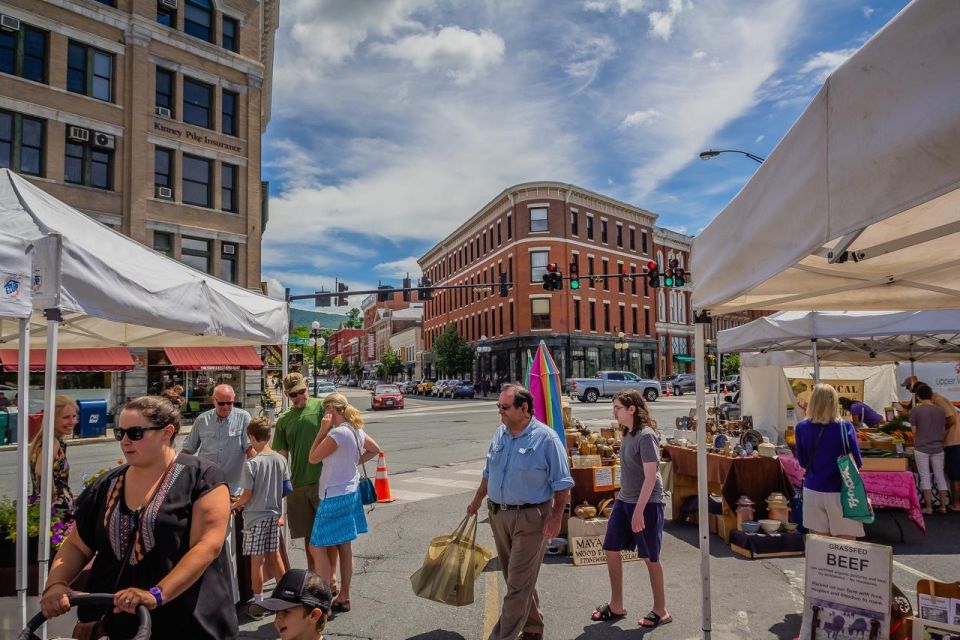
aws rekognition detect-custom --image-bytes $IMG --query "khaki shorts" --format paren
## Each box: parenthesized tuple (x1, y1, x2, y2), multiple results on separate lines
(802, 486, 865, 538)
(287, 482, 320, 540)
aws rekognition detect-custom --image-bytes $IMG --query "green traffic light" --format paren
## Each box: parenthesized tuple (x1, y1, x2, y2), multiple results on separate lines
(570, 279, 580, 289)
(664, 277, 674, 287)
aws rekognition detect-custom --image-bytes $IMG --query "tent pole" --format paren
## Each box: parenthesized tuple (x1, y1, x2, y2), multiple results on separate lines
(812, 339, 820, 383)
(694, 316, 712, 638)
(281, 342, 289, 412)
(15, 318, 30, 628)
(37, 315, 60, 618)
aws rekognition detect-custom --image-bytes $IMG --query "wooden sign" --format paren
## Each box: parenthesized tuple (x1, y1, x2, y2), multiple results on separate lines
(570, 536, 640, 566)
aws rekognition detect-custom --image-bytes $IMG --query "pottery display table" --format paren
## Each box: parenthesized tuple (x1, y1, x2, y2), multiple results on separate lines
(661, 445, 795, 528)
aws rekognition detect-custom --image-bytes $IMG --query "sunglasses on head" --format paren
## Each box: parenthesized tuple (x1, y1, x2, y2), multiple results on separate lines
(215, 400, 234, 407)
(114, 425, 166, 441)
(288, 389, 307, 398)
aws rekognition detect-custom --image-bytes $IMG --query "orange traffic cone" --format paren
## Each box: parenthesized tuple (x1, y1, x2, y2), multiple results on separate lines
(374, 452, 395, 503)
(664, 384, 672, 397)
(722, 385, 728, 395)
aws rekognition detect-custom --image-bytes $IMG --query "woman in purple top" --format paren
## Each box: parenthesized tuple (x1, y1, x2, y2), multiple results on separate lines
(838, 397, 883, 428)
(795, 384, 865, 539)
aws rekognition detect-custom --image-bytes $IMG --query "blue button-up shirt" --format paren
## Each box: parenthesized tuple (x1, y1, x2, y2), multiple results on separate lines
(181, 407, 251, 493)
(483, 417, 573, 505)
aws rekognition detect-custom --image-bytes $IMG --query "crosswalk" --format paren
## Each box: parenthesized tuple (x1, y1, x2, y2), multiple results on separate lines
(386, 460, 486, 503)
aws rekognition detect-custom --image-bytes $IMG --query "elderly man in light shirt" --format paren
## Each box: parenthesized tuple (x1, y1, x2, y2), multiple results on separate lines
(181, 383, 255, 603)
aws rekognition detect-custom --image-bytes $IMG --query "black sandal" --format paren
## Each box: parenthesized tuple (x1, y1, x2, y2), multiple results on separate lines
(591, 603, 627, 621)
(331, 600, 351, 613)
(639, 610, 672, 628)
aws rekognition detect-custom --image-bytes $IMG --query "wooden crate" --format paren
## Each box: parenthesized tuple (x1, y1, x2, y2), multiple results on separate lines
(861, 456, 908, 471)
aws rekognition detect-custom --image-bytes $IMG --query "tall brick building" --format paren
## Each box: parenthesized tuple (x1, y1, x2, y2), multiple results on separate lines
(419, 182, 663, 383)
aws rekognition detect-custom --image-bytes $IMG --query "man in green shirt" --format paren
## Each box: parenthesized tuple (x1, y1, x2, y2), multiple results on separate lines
(274, 372, 333, 576)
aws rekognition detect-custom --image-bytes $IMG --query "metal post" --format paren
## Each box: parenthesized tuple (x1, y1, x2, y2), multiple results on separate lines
(812, 339, 820, 383)
(15, 318, 29, 627)
(694, 319, 712, 638)
(38, 314, 61, 638)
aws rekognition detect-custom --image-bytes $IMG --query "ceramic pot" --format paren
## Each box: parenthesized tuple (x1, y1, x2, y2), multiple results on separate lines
(574, 501, 597, 519)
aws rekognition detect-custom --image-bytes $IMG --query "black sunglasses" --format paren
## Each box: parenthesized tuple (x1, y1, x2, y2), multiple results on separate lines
(114, 425, 166, 441)
(215, 401, 234, 407)
(288, 389, 307, 398)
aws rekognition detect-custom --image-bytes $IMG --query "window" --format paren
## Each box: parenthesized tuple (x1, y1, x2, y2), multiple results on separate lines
(589, 301, 596, 331)
(221, 90, 237, 136)
(183, 78, 213, 129)
(482, 232, 486, 254)
(571, 210, 578, 236)
(0, 24, 47, 83)
(157, 1, 176, 27)
(531, 298, 550, 330)
(631, 266, 637, 295)
(154, 147, 174, 192)
(586, 215, 594, 240)
(182, 154, 212, 207)
(529, 207, 548, 233)
(67, 42, 113, 102)
(64, 136, 113, 190)
(629, 228, 636, 251)
(619, 305, 625, 333)
(587, 257, 595, 288)
(155, 68, 175, 115)
(499, 305, 504, 336)
(497, 221, 502, 245)
(181, 236, 211, 273)
(530, 250, 549, 283)
(573, 299, 581, 331)
(0, 110, 44, 176)
(221, 163, 237, 212)
(642, 230, 648, 254)
(617, 262, 624, 293)
(507, 213, 512, 239)
(509, 301, 514, 332)
(616, 223, 623, 247)
(632, 307, 638, 335)
(220, 243, 237, 283)
(644, 308, 650, 334)
(153, 232, 173, 257)
(604, 302, 610, 332)
(222, 17, 238, 52)
(601, 220, 608, 243)
(184, 0, 214, 42)
(602, 259, 609, 291)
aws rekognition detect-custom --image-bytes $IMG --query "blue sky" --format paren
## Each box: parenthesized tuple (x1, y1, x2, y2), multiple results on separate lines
(260, 0, 909, 311)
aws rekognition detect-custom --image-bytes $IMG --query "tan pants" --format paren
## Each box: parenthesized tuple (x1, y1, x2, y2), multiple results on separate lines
(488, 502, 550, 640)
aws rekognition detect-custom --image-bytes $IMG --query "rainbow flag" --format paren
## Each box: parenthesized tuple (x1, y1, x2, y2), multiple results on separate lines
(528, 341, 565, 442)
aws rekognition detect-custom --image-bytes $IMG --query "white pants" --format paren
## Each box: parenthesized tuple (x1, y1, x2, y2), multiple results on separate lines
(915, 450, 948, 491)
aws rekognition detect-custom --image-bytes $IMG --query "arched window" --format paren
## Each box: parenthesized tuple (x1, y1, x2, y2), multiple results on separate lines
(185, 0, 214, 43)
(657, 289, 665, 322)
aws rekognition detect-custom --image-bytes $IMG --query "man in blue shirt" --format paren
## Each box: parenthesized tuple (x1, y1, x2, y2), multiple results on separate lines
(467, 384, 573, 640)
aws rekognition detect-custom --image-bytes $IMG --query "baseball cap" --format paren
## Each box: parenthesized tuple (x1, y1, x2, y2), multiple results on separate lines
(283, 372, 308, 395)
(248, 569, 331, 615)
(901, 375, 918, 388)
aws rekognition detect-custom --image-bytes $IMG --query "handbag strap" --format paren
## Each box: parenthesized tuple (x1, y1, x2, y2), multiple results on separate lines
(803, 424, 828, 473)
(351, 426, 371, 478)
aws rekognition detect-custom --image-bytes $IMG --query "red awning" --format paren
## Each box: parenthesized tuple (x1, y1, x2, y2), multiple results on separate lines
(0, 347, 136, 372)
(163, 346, 263, 371)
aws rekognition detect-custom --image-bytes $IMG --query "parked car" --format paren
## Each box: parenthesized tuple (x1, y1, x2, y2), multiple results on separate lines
(346, 379, 359, 387)
(718, 390, 741, 420)
(431, 379, 453, 397)
(315, 383, 337, 400)
(567, 371, 661, 403)
(371, 384, 404, 410)
(361, 379, 382, 391)
(668, 374, 698, 395)
(441, 380, 464, 398)
(451, 382, 476, 399)
(401, 380, 419, 394)
(416, 379, 436, 395)
(719, 374, 740, 392)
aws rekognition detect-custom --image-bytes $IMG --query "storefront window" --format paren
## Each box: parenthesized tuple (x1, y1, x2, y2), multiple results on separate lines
(586, 348, 599, 377)
(571, 348, 585, 378)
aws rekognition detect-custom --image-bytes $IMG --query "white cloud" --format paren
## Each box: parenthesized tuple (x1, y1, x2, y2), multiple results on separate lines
(374, 257, 424, 279)
(862, 5, 874, 18)
(691, 49, 707, 60)
(371, 27, 505, 84)
(583, 0, 646, 15)
(648, 0, 684, 41)
(799, 48, 857, 83)
(564, 36, 617, 91)
(754, 134, 765, 143)
(264, 277, 286, 300)
(662, 224, 688, 234)
(620, 108, 662, 128)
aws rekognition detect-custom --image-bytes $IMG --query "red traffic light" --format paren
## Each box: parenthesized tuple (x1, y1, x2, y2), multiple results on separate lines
(546, 262, 559, 273)
(647, 261, 658, 271)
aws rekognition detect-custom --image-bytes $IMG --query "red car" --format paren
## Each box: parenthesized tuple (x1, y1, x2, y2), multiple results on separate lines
(371, 384, 404, 410)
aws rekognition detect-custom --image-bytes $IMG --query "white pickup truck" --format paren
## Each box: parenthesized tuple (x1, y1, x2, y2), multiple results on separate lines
(566, 371, 661, 403)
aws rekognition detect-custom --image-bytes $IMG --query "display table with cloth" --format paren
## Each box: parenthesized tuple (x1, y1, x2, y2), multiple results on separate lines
(662, 445, 795, 524)
(861, 470, 926, 534)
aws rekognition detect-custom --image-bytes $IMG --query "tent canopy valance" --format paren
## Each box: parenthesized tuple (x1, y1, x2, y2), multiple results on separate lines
(163, 346, 263, 370)
(0, 347, 135, 372)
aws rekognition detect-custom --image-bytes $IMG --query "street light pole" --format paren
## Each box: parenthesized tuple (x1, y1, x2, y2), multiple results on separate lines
(478, 335, 491, 397)
(310, 320, 324, 397)
(614, 331, 629, 371)
(698, 149, 766, 164)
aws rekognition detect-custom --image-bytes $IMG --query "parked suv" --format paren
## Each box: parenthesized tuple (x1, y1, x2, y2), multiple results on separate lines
(668, 374, 697, 395)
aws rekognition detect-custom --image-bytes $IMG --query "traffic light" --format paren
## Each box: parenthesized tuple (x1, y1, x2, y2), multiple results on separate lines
(646, 261, 660, 289)
(402, 276, 412, 302)
(499, 272, 509, 297)
(665, 258, 680, 288)
(315, 289, 331, 308)
(377, 284, 394, 302)
(674, 267, 686, 287)
(569, 261, 580, 290)
(418, 276, 433, 300)
(542, 263, 563, 291)
(336, 280, 349, 306)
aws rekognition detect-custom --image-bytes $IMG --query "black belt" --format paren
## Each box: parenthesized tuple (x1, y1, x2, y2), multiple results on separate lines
(487, 499, 544, 514)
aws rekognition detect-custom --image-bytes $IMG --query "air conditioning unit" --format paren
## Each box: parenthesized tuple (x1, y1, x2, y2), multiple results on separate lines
(155, 186, 173, 199)
(67, 126, 89, 143)
(0, 15, 20, 31)
(154, 105, 172, 118)
(159, 0, 178, 10)
(92, 132, 116, 150)
(222, 244, 236, 255)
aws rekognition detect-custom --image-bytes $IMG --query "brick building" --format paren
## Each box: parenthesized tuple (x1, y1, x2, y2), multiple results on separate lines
(419, 182, 662, 383)
(652, 227, 694, 377)
(326, 328, 365, 360)
(0, 0, 277, 408)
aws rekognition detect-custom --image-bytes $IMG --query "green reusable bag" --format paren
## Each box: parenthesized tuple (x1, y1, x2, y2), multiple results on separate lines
(838, 422, 875, 524)
(410, 514, 493, 606)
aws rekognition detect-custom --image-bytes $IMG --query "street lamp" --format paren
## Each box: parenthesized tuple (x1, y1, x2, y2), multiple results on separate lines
(699, 149, 766, 164)
(310, 320, 324, 397)
(477, 335, 492, 396)
(614, 331, 629, 371)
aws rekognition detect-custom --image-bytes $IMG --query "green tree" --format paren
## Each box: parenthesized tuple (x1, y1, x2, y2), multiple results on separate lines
(374, 364, 385, 379)
(349, 358, 362, 377)
(722, 353, 740, 377)
(333, 355, 348, 376)
(341, 308, 363, 329)
(381, 349, 404, 380)
(432, 324, 476, 377)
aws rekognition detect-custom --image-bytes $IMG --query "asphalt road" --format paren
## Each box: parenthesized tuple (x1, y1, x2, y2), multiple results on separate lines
(2, 389, 958, 639)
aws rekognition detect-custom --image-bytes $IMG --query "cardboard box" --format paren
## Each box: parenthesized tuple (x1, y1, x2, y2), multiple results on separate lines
(567, 516, 609, 539)
(568, 516, 640, 566)
(861, 456, 909, 472)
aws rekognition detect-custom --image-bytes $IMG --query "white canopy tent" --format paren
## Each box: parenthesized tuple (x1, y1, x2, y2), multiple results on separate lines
(0, 168, 288, 626)
(685, 1, 960, 636)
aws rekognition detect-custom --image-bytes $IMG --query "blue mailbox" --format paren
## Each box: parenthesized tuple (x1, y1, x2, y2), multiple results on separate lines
(76, 399, 108, 438)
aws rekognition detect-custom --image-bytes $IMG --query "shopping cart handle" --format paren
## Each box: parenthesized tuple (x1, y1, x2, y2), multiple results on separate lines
(18, 593, 151, 640)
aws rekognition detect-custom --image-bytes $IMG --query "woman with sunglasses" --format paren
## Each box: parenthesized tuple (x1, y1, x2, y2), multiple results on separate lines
(307, 392, 381, 615)
(591, 389, 671, 629)
(40, 395, 238, 639)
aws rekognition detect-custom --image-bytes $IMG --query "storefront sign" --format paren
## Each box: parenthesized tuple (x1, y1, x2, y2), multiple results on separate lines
(570, 536, 639, 566)
(153, 121, 243, 153)
(799, 535, 892, 640)
(789, 378, 864, 411)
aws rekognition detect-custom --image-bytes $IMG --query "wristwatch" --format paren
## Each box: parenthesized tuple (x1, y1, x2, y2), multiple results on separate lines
(149, 586, 163, 607)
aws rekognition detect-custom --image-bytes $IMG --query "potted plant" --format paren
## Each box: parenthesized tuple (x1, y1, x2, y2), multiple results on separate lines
(0, 494, 72, 596)
(261, 392, 278, 418)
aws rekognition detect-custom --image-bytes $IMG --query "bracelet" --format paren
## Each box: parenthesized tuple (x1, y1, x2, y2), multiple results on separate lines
(41, 580, 70, 596)
(149, 586, 163, 607)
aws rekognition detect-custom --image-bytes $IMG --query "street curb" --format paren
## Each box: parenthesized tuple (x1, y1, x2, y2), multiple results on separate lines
(0, 423, 196, 452)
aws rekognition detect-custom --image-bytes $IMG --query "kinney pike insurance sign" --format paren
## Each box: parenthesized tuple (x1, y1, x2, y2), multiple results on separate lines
(800, 535, 891, 640)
